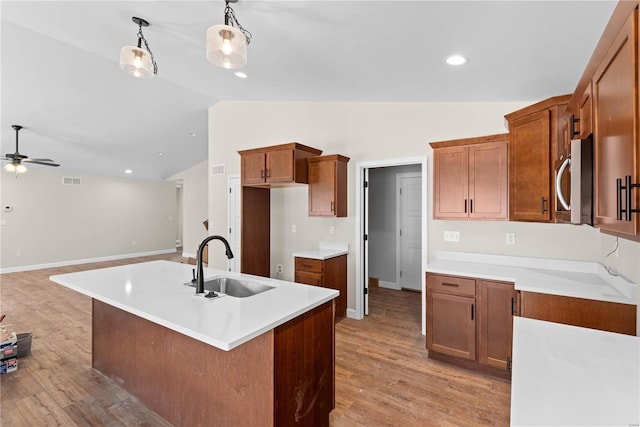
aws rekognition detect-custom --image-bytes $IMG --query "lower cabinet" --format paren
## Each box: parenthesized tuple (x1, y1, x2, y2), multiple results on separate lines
(295, 255, 347, 322)
(426, 273, 518, 378)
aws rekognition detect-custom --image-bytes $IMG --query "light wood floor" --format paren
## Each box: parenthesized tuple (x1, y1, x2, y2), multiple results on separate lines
(1, 254, 511, 426)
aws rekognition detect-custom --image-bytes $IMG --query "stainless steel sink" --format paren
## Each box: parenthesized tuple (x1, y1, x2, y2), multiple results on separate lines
(186, 276, 274, 298)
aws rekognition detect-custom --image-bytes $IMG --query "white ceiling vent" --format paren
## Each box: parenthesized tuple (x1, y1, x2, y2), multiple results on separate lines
(211, 164, 225, 176)
(62, 177, 82, 185)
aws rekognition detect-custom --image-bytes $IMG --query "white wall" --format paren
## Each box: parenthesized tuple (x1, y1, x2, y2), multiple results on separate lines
(208, 101, 640, 316)
(167, 160, 209, 257)
(0, 170, 177, 271)
(368, 164, 422, 284)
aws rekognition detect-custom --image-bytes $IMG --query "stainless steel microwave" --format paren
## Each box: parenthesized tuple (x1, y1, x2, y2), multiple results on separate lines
(555, 137, 593, 225)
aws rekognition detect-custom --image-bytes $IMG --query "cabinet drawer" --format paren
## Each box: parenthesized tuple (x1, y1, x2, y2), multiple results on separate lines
(427, 273, 476, 297)
(295, 258, 323, 273)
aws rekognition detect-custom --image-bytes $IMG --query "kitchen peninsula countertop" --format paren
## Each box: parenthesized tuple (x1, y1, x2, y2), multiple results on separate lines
(426, 251, 637, 305)
(50, 260, 338, 351)
(292, 241, 349, 260)
(510, 317, 640, 426)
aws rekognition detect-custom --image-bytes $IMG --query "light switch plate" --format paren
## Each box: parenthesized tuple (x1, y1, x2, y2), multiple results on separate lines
(506, 232, 516, 245)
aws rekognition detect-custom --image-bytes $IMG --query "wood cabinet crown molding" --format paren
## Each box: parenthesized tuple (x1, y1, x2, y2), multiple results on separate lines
(504, 94, 572, 127)
(237, 142, 323, 157)
(429, 133, 509, 149)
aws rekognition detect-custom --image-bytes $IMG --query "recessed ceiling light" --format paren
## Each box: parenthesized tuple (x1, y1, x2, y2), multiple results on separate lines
(235, 71, 248, 79)
(445, 55, 468, 66)
(157, 151, 165, 156)
(125, 169, 133, 174)
(189, 132, 197, 137)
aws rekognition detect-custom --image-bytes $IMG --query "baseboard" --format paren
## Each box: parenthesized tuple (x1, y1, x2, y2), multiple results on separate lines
(0, 248, 178, 274)
(182, 252, 196, 259)
(346, 308, 360, 319)
(379, 280, 401, 290)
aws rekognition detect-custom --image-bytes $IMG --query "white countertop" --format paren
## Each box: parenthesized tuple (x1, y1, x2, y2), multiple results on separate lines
(50, 261, 338, 351)
(293, 242, 349, 260)
(426, 251, 637, 305)
(511, 317, 640, 426)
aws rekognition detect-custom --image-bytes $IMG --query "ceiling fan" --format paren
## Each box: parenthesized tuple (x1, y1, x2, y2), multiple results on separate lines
(2, 125, 60, 173)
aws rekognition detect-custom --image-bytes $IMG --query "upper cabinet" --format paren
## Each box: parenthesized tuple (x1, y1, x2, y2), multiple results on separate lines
(505, 95, 571, 222)
(308, 154, 350, 217)
(431, 134, 508, 220)
(238, 143, 322, 187)
(592, 9, 639, 237)
(567, 3, 640, 239)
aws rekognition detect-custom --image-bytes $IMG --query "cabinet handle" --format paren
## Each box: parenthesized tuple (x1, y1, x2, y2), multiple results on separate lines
(471, 304, 474, 321)
(541, 197, 547, 214)
(330, 201, 335, 212)
(441, 282, 459, 287)
(570, 114, 580, 139)
(625, 175, 640, 221)
(511, 297, 515, 316)
(265, 169, 270, 178)
(464, 199, 468, 213)
(617, 178, 624, 220)
(469, 199, 473, 214)
(260, 169, 265, 179)
(301, 263, 313, 269)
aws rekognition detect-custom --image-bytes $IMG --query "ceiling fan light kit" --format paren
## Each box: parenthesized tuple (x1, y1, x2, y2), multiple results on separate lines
(1, 125, 60, 174)
(206, 0, 252, 69)
(120, 17, 158, 79)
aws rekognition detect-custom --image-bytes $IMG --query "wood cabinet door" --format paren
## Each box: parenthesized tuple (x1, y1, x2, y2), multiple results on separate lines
(241, 152, 266, 185)
(478, 281, 518, 370)
(468, 141, 508, 219)
(433, 146, 469, 219)
(426, 292, 476, 360)
(579, 83, 593, 139)
(295, 270, 323, 287)
(509, 110, 552, 222)
(266, 149, 295, 183)
(309, 159, 336, 216)
(593, 10, 639, 236)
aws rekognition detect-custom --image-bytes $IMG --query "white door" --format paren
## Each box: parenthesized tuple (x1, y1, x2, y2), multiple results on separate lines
(397, 173, 422, 291)
(228, 175, 241, 272)
(363, 168, 370, 315)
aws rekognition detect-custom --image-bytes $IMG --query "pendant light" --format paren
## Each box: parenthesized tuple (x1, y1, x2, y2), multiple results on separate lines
(119, 17, 158, 79)
(206, 0, 252, 69)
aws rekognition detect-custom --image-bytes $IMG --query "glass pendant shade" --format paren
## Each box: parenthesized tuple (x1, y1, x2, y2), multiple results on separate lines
(119, 45, 154, 79)
(206, 24, 248, 69)
(4, 162, 27, 173)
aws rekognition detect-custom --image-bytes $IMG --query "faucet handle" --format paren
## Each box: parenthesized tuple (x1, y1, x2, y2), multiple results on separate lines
(191, 268, 197, 285)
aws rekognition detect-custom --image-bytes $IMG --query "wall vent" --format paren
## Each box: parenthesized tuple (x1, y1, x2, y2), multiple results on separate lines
(211, 164, 226, 176)
(62, 177, 82, 185)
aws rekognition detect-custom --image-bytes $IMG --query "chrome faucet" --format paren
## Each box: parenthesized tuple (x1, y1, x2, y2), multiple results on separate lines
(195, 235, 234, 294)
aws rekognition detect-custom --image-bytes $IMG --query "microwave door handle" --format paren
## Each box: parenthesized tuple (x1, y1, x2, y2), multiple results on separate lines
(556, 157, 571, 211)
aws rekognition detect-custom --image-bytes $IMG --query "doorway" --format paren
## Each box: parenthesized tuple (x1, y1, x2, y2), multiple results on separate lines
(355, 157, 428, 334)
(228, 174, 241, 272)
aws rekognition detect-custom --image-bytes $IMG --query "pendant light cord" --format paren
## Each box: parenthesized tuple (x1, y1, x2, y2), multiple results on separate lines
(224, 1, 252, 44)
(137, 25, 158, 75)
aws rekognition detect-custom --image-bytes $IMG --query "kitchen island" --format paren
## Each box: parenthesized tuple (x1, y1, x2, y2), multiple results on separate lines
(50, 260, 338, 426)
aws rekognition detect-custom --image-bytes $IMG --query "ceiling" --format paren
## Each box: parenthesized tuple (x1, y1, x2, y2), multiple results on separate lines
(1, 1, 617, 180)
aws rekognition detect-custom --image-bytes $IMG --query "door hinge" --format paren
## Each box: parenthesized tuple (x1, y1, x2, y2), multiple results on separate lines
(400, 270, 402, 278)
(507, 356, 512, 372)
(400, 188, 402, 195)
(229, 227, 232, 234)
(229, 187, 232, 194)
(364, 287, 368, 295)
(363, 180, 369, 188)
(363, 234, 368, 241)
(400, 229, 402, 236)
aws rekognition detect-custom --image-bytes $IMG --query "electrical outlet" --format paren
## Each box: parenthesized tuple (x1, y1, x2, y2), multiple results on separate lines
(330, 225, 336, 235)
(132, 241, 137, 246)
(443, 231, 460, 242)
(292, 224, 297, 233)
(276, 264, 283, 274)
(506, 232, 516, 245)
(16, 249, 22, 257)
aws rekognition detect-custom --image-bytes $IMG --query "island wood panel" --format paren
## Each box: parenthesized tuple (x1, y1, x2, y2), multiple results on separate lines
(241, 186, 270, 277)
(92, 299, 274, 426)
(274, 301, 335, 427)
(92, 299, 336, 427)
(520, 291, 636, 335)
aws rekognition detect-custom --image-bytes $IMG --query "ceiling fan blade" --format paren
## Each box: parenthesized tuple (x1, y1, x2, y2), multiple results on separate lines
(23, 159, 60, 167)
(27, 158, 55, 162)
